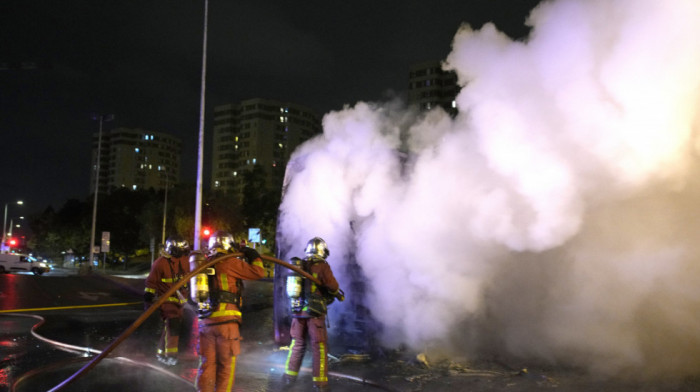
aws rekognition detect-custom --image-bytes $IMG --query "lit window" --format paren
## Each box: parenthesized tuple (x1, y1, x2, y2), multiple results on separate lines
(252, 158, 256, 164)
(452, 100, 457, 108)
(278, 143, 283, 148)
(144, 135, 148, 140)
(214, 180, 220, 187)
(132, 185, 138, 190)
(233, 171, 238, 176)
(235, 136, 239, 142)
(135, 148, 140, 153)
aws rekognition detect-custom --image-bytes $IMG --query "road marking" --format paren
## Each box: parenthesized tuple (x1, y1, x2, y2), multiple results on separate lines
(78, 291, 111, 301)
(0, 302, 141, 313)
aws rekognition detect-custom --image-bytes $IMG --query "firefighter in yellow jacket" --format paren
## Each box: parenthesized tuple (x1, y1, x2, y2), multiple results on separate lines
(193, 230, 265, 392)
(144, 235, 191, 366)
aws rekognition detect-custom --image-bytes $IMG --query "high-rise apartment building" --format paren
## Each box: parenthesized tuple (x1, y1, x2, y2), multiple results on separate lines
(407, 60, 460, 116)
(90, 127, 181, 194)
(211, 98, 322, 198)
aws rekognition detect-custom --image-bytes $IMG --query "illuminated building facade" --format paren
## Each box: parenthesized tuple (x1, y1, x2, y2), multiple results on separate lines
(90, 127, 181, 194)
(407, 60, 460, 116)
(211, 98, 322, 199)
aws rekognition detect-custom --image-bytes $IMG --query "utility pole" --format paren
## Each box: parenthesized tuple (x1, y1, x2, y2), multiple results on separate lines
(87, 114, 114, 273)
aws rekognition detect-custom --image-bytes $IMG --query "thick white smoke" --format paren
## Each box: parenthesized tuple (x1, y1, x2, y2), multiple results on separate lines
(277, 0, 700, 378)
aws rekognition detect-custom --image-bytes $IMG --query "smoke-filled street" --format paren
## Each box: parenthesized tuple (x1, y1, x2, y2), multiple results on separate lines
(274, 0, 700, 386)
(1, 269, 699, 391)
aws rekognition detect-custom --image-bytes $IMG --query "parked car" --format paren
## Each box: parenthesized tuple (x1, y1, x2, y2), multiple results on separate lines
(0, 253, 51, 275)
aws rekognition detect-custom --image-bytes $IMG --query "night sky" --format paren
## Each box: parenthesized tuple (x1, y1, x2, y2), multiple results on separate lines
(0, 0, 541, 216)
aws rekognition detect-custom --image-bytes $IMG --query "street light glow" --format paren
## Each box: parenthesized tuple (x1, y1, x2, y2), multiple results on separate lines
(2, 200, 23, 252)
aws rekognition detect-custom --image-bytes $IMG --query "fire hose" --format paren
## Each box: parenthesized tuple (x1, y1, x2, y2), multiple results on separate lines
(48, 252, 323, 392)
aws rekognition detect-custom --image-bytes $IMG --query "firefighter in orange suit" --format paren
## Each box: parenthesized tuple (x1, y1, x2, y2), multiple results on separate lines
(283, 237, 344, 392)
(144, 235, 191, 366)
(194, 230, 265, 392)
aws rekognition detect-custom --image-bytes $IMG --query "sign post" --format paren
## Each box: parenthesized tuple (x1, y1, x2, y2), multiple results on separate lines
(248, 228, 261, 246)
(101, 231, 110, 271)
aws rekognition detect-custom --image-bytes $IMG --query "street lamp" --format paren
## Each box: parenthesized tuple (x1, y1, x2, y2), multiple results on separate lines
(9, 216, 24, 237)
(87, 114, 114, 271)
(2, 200, 22, 251)
(194, 0, 209, 251)
(161, 167, 169, 245)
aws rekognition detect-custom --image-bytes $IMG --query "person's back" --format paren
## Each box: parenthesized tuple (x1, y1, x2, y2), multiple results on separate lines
(194, 231, 265, 392)
(284, 237, 344, 392)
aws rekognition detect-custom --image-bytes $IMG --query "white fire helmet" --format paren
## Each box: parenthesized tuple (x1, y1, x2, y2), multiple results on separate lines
(208, 230, 236, 254)
(305, 237, 329, 259)
(165, 235, 190, 258)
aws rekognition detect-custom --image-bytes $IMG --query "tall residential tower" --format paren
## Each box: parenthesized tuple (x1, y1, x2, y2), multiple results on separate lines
(90, 127, 181, 194)
(211, 98, 322, 199)
(407, 60, 460, 117)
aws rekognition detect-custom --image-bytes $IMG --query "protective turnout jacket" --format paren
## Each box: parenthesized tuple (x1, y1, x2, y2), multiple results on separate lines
(201, 251, 265, 325)
(145, 252, 190, 305)
(292, 255, 340, 318)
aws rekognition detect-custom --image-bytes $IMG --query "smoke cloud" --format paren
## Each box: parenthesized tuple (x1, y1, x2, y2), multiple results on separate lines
(277, 0, 700, 378)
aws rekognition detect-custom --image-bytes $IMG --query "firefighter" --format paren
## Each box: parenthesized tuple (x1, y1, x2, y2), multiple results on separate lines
(144, 234, 191, 366)
(194, 230, 265, 392)
(283, 237, 344, 392)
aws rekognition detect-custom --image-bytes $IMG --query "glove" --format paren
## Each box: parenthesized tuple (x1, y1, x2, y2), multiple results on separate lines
(241, 247, 261, 263)
(143, 292, 154, 310)
(335, 288, 345, 302)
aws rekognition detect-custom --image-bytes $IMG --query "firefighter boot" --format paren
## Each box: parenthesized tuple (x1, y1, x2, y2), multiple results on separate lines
(281, 374, 296, 390)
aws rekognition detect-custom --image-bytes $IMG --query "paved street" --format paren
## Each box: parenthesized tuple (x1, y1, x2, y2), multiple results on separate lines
(2, 269, 700, 391)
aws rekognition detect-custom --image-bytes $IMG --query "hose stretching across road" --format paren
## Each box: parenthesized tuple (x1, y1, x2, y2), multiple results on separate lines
(47, 252, 341, 392)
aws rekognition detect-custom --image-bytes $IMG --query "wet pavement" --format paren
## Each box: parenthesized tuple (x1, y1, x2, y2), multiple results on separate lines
(2, 268, 700, 391)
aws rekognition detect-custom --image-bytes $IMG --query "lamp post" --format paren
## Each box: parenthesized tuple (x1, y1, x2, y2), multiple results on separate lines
(2, 200, 22, 252)
(161, 168, 169, 245)
(87, 114, 114, 272)
(194, 0, 209, 251)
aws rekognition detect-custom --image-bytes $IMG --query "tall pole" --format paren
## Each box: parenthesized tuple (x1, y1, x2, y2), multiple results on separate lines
(2, 203, 7, 248)
(3, 200, 23, 251)
(161, 170, 169, 245)
(194, 0, 209, 251)
(88, 114, 112, 271)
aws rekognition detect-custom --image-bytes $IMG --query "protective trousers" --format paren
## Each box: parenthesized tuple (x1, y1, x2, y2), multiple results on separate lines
(158, 303, 183, 360)
(195, 321, 241, 392)
(284, 317, 329, 387)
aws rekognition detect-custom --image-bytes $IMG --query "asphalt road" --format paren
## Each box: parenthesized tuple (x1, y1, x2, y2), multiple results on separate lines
(2, 268, 700, 392)
(0, 269, 395, 392)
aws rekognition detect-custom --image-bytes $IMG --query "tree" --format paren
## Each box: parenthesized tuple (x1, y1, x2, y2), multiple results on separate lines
(240, 165, 281, 250)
